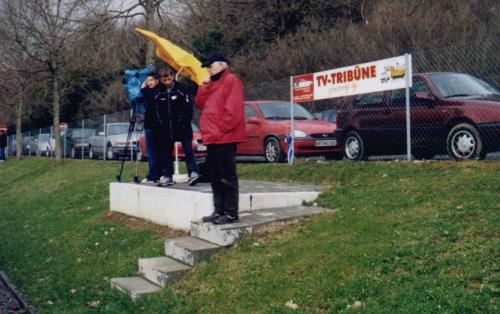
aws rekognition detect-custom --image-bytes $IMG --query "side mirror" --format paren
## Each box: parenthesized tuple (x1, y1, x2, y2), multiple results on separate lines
(247, 117, 261, 124)
(414, 91, 433, 100)
(98, 131, 105, 136)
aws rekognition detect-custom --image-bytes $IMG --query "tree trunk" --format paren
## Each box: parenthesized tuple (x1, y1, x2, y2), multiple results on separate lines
(52, 72, 62, 162)
(15, 93, 23, 160)
(144, 0, 157, 65)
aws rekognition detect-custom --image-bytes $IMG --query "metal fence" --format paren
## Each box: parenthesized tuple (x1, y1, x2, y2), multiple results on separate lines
(5, 38, 500, 162)
(244, 37, 500, 161)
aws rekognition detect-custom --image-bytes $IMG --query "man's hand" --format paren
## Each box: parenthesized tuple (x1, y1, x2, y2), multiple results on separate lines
(202, 76, 211, 85)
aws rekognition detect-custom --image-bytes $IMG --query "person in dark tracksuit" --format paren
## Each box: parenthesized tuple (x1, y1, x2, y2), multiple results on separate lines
(195, 54, 246, 224)
(143, 67, 199, 186)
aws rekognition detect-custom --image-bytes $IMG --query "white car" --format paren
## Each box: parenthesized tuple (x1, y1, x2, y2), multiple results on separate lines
(88, 123, 141, 160)
(35, 133, 55, 157)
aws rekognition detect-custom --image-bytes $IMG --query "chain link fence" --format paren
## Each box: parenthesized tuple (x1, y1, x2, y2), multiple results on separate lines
(245, 37, 500, 161)
(5, 38, 500, 162)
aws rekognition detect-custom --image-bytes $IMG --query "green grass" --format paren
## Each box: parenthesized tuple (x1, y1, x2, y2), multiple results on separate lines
(0, 158, 498, 313)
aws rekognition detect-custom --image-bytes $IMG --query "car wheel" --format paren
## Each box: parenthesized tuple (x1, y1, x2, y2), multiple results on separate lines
(106, 144, 115, 160)
(447, 123, 486, 160)
(88, 145, 95, 159)
(344, 131, 367, 161)
(264, 137, 284, 163)
(412, 150, 434, 160)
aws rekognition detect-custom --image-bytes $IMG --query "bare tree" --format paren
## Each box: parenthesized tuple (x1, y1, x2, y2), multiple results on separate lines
(1, 0, 104, 161)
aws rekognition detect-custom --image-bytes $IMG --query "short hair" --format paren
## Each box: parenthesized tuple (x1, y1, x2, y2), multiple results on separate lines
(147, 71, 159, 79)
(159, 67, 176, 77)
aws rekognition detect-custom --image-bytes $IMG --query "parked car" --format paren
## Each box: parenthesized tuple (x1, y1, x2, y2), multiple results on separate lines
(238, 101, 342, 162)
(316, 109, 337, 123)
(136, 123, 206, 161)
(88, 123, 140, 160)
(35, 133, 55, 157)
(336, 72, 500, 160)
(64, 128, 96, 158)
(22, 135, 33, 155)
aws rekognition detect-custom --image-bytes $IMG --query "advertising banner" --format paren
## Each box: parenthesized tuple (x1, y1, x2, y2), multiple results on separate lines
(292, 55, 412, 102)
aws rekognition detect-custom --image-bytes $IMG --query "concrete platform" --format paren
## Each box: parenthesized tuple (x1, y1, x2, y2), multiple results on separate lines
(138, 257, 191, 287)
(191, 205, 334, 246)
(165, 237, 221, 266)
(110, 180, 320, 230)
(110, 277, 161, 300)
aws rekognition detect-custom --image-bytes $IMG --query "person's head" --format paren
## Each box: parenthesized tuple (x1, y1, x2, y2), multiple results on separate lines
(144, 72, 159, 89)
(158, 67, 176, 88)
(202, 53, 229, 76)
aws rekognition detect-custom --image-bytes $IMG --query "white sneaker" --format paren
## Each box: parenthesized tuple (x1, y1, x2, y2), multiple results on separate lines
(188, 172, 201, 186)
(158, 176, 174, 186)
(141, 178, 155, 184)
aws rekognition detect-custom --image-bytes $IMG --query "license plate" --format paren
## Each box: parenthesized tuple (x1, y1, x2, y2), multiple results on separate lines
(196, 144, 207, 152)
(315, 139, 336, 147)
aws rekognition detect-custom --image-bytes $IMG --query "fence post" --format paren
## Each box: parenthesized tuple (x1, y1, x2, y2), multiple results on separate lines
(81, 120, 84, 160)
(103, 115, 107, 161)
(50, 126, 53, 158)
(405, 53, 412, 161)
(28, 130, 31, 156)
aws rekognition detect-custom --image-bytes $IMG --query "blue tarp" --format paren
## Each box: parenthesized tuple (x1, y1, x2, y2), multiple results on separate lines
(123, 65, 154, 113)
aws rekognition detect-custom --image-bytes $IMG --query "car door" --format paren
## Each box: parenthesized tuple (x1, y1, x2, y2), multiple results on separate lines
(352, 92, 393, 153)
(388, 76, 446, 153)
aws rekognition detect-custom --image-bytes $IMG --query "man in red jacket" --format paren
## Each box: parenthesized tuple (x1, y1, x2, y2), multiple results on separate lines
(195, 53, 246, 224)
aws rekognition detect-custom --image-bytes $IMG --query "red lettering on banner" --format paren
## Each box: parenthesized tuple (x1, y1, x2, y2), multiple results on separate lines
(337, 72, 343, 83)
(347, 70, 353, 82)
(370, 65, 376, 78)
(316, 74, 328, 87)
(330, 73, 336, 84)
(362, 67, 370, 79)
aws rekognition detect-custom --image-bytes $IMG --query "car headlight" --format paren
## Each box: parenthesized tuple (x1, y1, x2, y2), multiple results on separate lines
(292, 130, 307, 138)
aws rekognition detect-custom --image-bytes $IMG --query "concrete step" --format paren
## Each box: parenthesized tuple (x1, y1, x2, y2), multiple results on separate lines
(110, 180, 320, 230)
(191, 205, 334, 246)
(165, 236, 221, 266)
(138, 256, 192, 287)
(110, 277, 161, 300)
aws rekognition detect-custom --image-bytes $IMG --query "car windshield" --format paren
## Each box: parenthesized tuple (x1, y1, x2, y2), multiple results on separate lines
(39, 134, 49, 141)
(107, 124, 129, 135)
(428, 73, 500, 98)
(258, 102, 314, 120)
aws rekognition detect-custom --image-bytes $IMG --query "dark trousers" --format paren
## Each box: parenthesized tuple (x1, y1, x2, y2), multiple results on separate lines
(207, 143, 238, 217)
(0, 147, 5, 160)
(180, 139, 199, 175)
(145, 128, 174, 181)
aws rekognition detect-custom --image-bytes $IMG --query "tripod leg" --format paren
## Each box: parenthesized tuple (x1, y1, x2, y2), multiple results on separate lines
(116, 112, 136, 182)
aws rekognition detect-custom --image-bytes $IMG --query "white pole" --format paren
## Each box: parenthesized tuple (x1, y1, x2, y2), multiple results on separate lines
(174, 142, 180, 175)
(289, 76, 295, 165)
(405, 53, 412, 161)
(103, 115, 107, 161)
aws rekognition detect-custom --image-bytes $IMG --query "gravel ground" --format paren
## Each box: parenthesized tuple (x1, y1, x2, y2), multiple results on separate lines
(0, 271, 33, 314)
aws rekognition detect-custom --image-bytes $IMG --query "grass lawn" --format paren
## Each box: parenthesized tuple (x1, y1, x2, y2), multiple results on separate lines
(0, 157, 498, 313)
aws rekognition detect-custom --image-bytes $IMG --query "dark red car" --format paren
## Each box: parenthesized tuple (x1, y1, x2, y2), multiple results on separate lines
(238, 101, 342, 162)
(136, 123, 206, 161)
(336, 72, 500, 160)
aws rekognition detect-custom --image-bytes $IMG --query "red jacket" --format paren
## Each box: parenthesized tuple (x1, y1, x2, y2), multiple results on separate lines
(195, 70, 246, 145)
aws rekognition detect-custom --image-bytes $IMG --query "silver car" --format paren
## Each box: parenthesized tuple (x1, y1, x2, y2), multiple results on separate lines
(88, 123, 141, 160)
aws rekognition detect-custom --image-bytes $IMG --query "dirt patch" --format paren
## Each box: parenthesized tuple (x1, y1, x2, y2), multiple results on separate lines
(102, 212, 188, 239)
